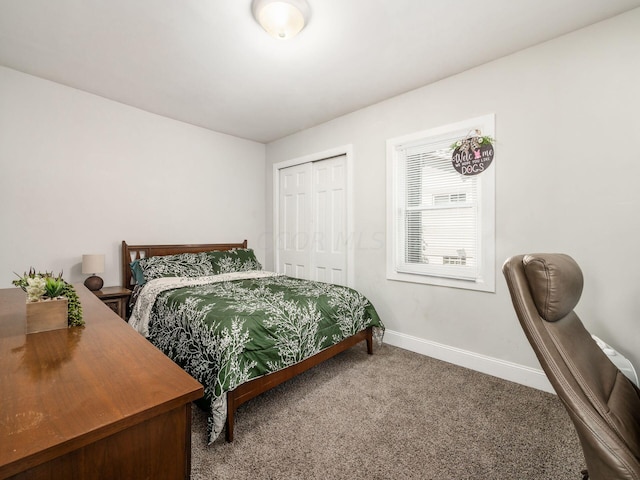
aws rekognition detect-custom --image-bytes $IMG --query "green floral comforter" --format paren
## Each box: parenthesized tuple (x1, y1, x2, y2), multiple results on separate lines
(128, 271, 383, 443)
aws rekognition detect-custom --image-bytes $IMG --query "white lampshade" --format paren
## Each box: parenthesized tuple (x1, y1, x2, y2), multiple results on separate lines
(252, 0, 310, 40)
(82, 254, 105, 274)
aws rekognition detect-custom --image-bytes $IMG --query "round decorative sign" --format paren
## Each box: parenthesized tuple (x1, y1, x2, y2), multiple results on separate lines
(451, 136, 494, 176)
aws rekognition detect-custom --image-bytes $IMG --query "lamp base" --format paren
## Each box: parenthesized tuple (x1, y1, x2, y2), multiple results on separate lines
(84, 275, 104, 292)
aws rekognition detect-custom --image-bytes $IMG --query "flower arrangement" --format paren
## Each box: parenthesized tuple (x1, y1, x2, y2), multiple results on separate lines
(451, 135, 494, 153)
(13, 268, 84, 327)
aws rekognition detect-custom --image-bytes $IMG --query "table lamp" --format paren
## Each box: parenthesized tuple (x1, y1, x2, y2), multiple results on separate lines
(82, 254, 105, 291)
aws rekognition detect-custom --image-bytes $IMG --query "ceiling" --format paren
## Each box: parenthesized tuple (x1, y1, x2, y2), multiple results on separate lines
(1, 0, 639, 143)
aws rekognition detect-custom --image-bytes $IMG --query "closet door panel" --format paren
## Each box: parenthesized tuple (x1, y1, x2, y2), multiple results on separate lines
(277, 154, 347, 285)
(311, 156, 347, 285)
(278, 163, 312, 279)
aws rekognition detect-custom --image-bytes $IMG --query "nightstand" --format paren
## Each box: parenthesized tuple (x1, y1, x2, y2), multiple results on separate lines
(93, 286, 131, 321)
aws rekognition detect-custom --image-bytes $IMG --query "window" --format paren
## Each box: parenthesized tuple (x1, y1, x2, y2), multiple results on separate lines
(386, 114, 495, 292)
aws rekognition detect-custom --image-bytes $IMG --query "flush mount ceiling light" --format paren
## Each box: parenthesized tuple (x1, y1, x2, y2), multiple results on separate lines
(252, 0, 310, 40)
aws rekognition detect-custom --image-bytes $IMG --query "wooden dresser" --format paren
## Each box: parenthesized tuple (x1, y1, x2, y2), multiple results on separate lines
(0, 284, 204, 479)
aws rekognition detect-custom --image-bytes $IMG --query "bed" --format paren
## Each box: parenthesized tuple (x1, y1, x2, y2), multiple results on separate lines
(121, 240, 384, 443)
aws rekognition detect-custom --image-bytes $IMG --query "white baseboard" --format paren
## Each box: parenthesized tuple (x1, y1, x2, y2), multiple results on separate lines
(382, 329, 554, 394)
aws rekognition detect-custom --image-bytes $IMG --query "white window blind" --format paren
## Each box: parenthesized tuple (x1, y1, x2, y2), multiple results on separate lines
(386, 115, 495, 292)
(399, 136, 479, 279)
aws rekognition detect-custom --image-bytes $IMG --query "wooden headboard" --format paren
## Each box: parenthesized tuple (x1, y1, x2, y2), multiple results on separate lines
(121, 240, 248, 289)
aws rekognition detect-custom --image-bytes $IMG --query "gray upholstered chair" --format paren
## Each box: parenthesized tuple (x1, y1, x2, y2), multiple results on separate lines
(502, 253, 640, 480)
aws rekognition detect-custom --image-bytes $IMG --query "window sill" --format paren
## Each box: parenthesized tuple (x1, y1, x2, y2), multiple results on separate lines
(386, 270, 495, 292)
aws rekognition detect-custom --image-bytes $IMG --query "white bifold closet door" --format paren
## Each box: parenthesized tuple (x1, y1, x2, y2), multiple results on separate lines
(278, 155, 347, 285)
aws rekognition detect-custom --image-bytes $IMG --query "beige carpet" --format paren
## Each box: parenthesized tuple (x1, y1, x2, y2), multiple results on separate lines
(191, 343, 584, 479)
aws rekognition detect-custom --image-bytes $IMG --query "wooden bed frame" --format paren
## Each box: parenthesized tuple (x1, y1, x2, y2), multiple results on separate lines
(121, 240, 374, 442)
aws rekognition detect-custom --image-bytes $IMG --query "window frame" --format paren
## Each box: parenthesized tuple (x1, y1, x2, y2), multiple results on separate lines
(386, 114, 496, 292)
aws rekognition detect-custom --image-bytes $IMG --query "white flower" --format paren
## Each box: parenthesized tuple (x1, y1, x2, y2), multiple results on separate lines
(26, 277, 46, 302)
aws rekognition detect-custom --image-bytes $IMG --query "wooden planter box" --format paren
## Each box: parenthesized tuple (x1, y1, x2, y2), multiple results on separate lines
(26, 298, 68, 334)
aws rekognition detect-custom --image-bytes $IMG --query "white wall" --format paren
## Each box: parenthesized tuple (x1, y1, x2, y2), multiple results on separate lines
(0, 66, 266, 289)
(265, 9, 640, 385)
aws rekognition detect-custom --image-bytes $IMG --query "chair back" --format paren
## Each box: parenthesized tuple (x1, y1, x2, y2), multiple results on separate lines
(502, 254, 640, 480)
